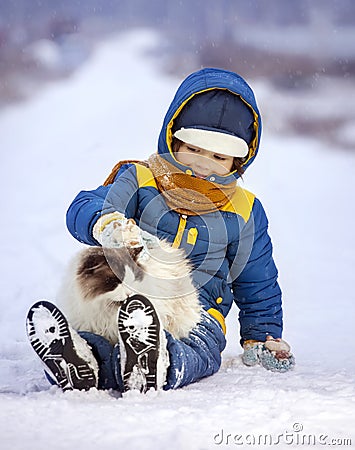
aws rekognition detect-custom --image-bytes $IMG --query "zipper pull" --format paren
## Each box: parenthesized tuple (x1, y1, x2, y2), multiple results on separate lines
(172, 214, 188, 248)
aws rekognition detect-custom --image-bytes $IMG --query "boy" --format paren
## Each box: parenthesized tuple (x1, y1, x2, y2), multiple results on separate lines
(27, 68, 294, 393)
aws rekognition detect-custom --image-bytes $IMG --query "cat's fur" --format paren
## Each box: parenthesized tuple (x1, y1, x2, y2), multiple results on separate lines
(57, 238, 201, 345)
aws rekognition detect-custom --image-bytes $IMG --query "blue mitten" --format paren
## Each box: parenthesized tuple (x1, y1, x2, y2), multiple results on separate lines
(242, 336, 295, 372)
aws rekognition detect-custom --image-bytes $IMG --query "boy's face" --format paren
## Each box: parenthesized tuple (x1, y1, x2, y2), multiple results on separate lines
(175, 143, 234, 178)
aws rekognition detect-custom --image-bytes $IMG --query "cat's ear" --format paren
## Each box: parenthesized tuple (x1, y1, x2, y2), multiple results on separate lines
(128, 246, 144, 261)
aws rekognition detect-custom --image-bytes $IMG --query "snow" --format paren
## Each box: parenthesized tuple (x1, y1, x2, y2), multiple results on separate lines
(1, 29, 355, 449)
(123, 308, 153, 329)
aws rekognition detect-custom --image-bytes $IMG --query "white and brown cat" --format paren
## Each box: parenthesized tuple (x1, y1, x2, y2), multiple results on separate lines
(57, 221, 201, 344)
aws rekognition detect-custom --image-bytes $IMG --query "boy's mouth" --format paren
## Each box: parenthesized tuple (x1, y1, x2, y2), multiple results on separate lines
(194, 171, 208, 179)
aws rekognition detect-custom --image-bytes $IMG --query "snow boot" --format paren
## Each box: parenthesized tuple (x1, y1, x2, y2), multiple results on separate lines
(118, 294, 168, 393)
(26, 300, 99, 391)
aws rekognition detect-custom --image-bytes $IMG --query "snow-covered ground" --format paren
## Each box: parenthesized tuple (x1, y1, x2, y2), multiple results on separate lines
(0, 30, 354, 450)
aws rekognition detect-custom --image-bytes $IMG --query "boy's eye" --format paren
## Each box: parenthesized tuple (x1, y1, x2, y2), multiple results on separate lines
(214, 154, 226, 161)
(187, 146, 199, 153)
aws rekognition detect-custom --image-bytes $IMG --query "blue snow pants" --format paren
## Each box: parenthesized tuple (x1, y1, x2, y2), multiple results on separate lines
(79, 310, 226, 391)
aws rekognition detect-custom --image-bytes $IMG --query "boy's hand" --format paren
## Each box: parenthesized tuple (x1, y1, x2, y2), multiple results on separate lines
(242, 336, 295, 372)
(93, 212, 143, 248)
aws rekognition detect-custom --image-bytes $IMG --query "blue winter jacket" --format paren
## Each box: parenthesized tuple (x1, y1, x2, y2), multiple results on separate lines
(66, 68, 283, 388)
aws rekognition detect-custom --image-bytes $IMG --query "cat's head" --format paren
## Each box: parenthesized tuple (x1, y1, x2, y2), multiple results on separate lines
(76, 246, 144, 302)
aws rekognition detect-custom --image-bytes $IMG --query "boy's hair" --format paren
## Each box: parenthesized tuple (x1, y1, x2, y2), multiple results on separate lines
(172, 138, 246, 177)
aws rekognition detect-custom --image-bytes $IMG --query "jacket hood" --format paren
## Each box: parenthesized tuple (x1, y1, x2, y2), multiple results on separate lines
(157, 68, 262, 184)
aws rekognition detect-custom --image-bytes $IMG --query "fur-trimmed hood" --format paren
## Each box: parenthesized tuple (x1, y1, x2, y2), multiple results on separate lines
(157, 68, 262, 184)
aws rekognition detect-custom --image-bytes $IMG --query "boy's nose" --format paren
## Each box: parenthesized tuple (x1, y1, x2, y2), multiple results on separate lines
(196, 156, 212, 169)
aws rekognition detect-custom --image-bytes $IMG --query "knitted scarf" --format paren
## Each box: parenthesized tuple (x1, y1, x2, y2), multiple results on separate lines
(103, 154, 237, 216)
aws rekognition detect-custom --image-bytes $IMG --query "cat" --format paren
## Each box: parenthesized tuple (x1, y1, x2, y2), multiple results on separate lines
(57, 223, 201, 345)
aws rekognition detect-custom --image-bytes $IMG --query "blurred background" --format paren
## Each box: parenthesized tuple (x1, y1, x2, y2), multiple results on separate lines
(1, 0, 355, 149)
